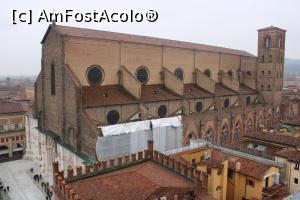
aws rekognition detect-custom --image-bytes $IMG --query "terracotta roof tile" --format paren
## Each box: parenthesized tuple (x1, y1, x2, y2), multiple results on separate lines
(82, 85, 138, 107)
(215, 83, 238, 96)
(239, 84, 257, 95)
(141, 84, 182, 102)
(211, 150, 272, 180)
(275, 149, 300, 163)
(184, 84, 214, 98)
(69, 161, 194, 200)
(48, 25, 255, 57)
(245, 132, 300, 147)
(0, 101, 26, 114)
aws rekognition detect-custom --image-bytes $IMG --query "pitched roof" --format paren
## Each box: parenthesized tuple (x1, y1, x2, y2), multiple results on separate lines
(215, 83, 238, 96)
(69, 161, 195, 200)
(239, 84, 257, 95)
(275, 149, 300, 163)
(0, 101, 26, 114)
(42, 25, 255, 57)
(211, 150, 273, 180)
(184, 84, 214, 98)
(244, 132, 300, 147)
(141, 84, 182, 102)
(257, 26, 286, 32)
(82, 85, 138, 107)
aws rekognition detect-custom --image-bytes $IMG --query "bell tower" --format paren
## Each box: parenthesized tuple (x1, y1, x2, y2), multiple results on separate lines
(257, 26, 286, 109)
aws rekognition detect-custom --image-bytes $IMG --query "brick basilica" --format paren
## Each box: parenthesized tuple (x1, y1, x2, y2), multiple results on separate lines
(35, 24, 286, 158)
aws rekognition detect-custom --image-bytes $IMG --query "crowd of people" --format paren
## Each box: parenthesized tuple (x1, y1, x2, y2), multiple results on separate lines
(30, 168, 53, 200)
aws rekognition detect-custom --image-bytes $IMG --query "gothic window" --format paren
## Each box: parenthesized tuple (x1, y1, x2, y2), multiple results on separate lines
(268, 70, 271, 76)
(136, 66, 149, 84)
(196, 102, 203, 112)
(224, 98, 230, 108)
(278, 39, 281, 48)
(257, 117, 264, 131)
(158, 105, 167, 118)
(264, 36, 271, 48)
(269, 55, 272, 63)
(204, 69, 211, 78)
(107, 110, 120, 125)
(51, 63, 55, 95)
(233, 122, 241, 142)
(245, 120, 253, 134)
(87, 65, 104, 86)
(66, 127, 75, 145)
(174, 68, 184, 80)
(268, 85, 271, 91)
(205, 127, 214, 144)
(261, 55, 265, 63)
(262, 70, 265, 76)
(227, 70, 233, 77)
(220, 125, 229, 145)
(246, 96, 251, 105)
(266, 115, 272, 128)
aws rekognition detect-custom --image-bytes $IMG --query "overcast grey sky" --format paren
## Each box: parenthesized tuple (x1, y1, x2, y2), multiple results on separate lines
(1, 0, 299, 76)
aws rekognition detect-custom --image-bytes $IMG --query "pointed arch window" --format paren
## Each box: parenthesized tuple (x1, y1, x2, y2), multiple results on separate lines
(264, 36, 271, 48)
(220, 125, 229, 145)
(51, 63, 55, 95)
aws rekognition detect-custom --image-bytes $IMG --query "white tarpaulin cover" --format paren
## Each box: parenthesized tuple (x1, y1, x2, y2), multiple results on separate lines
(96, 116, 183, 161)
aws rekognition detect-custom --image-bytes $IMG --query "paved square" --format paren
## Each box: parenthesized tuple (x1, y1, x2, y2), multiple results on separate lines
(0, 159, 45, 200)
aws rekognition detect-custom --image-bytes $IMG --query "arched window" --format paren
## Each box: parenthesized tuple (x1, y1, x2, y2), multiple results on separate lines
(278, 39, 281, 48)
(268, 70, 271, 76)
(107, 110, 120, 125)
(268, 85, 271, 91)
(269, 55, 272, 63)
(227, 70, 233, 77)
(136, 66, 149, 84)
(220, 125, 229, 145)
(196, 102, 203, 113)
(264, 36, 271, 48)
(224, 98, 230, 108)
(261, 55, 265, 63)
(233, 122, 241, 142)
(174, 68, 184, 80)
(205, 127, 214, 144)
(245, 119, 253, 134)
(158, 105, 167, 118)
(87, 65, 104, 86)
(51, 63, 55, 95)
(246, 96, 251, 105)
(261, 70, 265, 76)
(204, 69, 211, 78)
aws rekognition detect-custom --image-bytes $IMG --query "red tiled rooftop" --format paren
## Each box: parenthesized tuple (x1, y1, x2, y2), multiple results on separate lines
(245, 132, 300, 147)
(45, 25, 255, 57)
(0, 101, 26, 114)
(141, 84, 182, 102)
(275, 148, 300, 163)
(184, 84, 213, 98)
(211, 150, 273, 180)
(82, 85, 138, 107)
(69, 161, 194, 200)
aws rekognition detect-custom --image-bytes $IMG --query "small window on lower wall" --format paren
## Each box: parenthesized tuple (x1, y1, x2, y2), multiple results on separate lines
(224, 98, 230, 108)
(294, 178, 299, 184)
(158, 105, 167, 118)
(246, 96, 251, 105)
(246, 179, 255, 187)
(106, 110, 120, 125)
(196, 102, 203, 112)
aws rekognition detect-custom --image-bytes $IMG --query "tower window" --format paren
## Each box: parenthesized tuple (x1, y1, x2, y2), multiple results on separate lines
(174, 68, 184, 80)
(136, 66, 149, 84)
(269, 55, 272, 63)
(158, 105, 167, 118)
(246, 96, 251, 105)
(204, 69, 211, 78)
(107, 110, 120, 125)
(278, 39, 281, 48)
(87, 65, 104, 86)
(264, 36, 271, 48)
(268, 85, 271, 91)
(51, 63, 55, 95)
(268, 70, 271, 76)
(262, 70, 265, 76)
(261, 55, 265, 63)
(227, 70, 233, 77)
(196, 102, 203, 112)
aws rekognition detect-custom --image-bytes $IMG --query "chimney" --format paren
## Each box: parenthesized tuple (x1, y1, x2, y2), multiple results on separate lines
(131, 153, 136, 162)
(102, 160, 107, 169)
(118, 156, 123, 165)
(93, 162, 99, 171)
(235, 161, 241, 171)
(124, 155, 130, 163)
(85, 164, 91, 174)
(109, 159, 115, 167)
(147, 140, 154, 158)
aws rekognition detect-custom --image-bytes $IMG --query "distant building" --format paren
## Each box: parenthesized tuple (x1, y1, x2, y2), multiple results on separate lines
(0, 101, 26, 161)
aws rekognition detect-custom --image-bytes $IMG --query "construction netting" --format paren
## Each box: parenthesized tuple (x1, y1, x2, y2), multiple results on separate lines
(96, 116, 183, 161)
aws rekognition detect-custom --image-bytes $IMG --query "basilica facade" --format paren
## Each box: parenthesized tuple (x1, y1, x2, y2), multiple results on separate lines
(35, 24, 286, 158)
